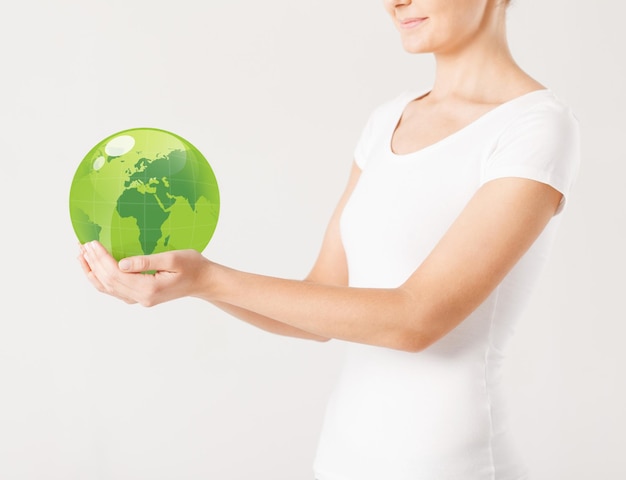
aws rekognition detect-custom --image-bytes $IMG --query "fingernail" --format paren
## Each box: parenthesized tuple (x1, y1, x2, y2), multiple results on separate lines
(119, 259, 130, 271)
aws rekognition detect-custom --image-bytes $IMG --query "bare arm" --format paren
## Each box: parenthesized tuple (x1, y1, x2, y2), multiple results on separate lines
(193, 176, 562, 351)
(81, 170, 562, 352)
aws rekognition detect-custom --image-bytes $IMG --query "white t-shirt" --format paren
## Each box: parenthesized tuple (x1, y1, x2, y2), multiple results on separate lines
(313, 89, 581, 480)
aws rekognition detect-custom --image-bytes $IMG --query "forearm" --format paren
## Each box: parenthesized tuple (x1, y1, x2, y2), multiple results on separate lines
(210, 300, 331, 342)
(197, 263, 422, 351)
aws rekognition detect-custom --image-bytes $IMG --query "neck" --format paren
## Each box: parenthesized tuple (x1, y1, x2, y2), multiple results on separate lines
(428, 5, 523, 103)
(431, 44, 518, 101)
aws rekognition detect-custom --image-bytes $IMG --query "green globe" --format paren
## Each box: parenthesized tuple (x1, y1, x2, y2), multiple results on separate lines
(69, 128, 220, 261)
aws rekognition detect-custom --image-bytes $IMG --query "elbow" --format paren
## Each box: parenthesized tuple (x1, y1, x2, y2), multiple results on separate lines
(387, 311, 464, 352)
(385, 308, 447, 353)
(384, 291, 438, 353)
(389, 332, 434, 353)
(379, 320, 436, 352)
(314, 336, 332, 343)
(385, 289, 466, 352)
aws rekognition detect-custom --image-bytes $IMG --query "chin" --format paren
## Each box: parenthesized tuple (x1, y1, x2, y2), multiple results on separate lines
(400, 39, 432, 55)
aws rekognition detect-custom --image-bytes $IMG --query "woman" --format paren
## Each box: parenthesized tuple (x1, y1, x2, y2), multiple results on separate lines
(79, 0, 580, 478)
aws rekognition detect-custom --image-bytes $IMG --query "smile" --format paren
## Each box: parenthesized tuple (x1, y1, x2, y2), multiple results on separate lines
(399, 17, 428, 29)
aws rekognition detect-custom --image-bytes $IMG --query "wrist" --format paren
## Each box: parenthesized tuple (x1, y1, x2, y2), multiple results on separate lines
(193, 257, 235, 303)
(189, 255, 216, 301)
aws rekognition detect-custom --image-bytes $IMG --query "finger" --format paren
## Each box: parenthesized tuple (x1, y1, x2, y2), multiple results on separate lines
(79, 251, 109, 293)
(118, 251, 178, 273)
(78, 244, 122, 295)
(77, 245, 92, 274)
(118, 256, 152, 273)
(83, 241, 119, 273)
(88, 270, 138, 304)
(82, 241, 141, 302)
(79, 249, 138, 304)
(78, 244, 106, 292)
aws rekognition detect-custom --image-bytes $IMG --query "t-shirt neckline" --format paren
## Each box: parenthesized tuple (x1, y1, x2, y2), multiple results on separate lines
(388, 88, 553, 158)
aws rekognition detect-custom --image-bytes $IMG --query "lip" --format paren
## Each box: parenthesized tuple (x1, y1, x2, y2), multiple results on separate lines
(399, 17, 428, 29)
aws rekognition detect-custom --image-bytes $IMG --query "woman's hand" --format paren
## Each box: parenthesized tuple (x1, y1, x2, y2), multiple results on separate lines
(78, 241, 211, 307)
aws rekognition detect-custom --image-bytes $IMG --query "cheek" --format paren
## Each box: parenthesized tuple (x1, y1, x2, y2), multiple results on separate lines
(438, 0, 487, 30)
(455, 0, 489, 28)
(435, 5, 486, 44)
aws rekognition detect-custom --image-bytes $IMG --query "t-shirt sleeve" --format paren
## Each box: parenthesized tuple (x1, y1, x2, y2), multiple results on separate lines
(480, 101, 581, 216)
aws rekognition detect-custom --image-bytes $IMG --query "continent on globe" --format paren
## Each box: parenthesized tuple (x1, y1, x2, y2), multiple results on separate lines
(69, 128, 220, 261)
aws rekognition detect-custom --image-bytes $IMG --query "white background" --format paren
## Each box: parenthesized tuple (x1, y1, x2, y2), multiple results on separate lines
(1, 1, 624, 479)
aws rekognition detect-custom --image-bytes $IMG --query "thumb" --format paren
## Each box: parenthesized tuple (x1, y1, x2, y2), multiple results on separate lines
(119, 255, 155, 273)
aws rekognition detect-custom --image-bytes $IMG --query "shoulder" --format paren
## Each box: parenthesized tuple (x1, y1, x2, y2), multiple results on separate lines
(498, 90, 579, 140)
(482, 90, 582, 215)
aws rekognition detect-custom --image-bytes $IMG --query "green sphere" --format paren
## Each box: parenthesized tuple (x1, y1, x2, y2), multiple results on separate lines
(69, 128, 220, 261)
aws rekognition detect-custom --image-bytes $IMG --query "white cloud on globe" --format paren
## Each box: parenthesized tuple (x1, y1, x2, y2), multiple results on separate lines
(93, 156, 105, 171)
(105, 135, 135, 157)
